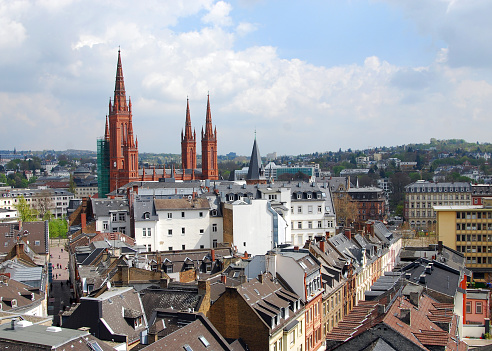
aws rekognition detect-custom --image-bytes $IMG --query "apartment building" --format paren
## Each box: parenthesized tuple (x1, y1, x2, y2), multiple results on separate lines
(404, 180, 471, 229)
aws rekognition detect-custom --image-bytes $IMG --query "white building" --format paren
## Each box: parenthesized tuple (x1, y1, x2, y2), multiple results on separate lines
(223, 198, 288, 256)
(91, 198, 130, 235)
(133, 196, 222, 252)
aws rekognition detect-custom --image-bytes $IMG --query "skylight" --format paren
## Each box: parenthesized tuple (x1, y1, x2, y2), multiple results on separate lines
(198, 335, 210, 347)
(183, 345, 193, 351)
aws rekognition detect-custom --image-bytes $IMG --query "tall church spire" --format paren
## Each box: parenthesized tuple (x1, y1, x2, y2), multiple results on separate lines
(184, 97, 193, 139)
(113, 49, 127, 112)
(204, 94, 214, 138)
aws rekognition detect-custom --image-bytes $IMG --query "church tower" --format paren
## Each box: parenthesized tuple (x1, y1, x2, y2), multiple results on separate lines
(201, 95, 218, 180)
(108, 50, 139, 192)
(181, 98, 196, 170)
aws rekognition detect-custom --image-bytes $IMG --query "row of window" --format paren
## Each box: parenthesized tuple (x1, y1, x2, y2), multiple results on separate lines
(457, 212, 492, 219)
(408, 194, 469, 200)
(291, 221, 323, 230)
(166, 224, 217, 236)
(291, 205, 323, 215)
(407, 187, 469, 193)
(456, 224, 492, 231)
(456, 245, 492, 253)
(167, 211, 205, 219)
(456, 234, 492, 242)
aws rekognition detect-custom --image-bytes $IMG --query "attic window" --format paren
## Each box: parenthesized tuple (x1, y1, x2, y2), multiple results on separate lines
(144, 212, 150, 219)
(198, 336, 210, 347)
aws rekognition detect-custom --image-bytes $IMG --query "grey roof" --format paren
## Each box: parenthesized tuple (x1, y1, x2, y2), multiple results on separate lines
(0, 261, 43, 288)
(140, 286, 202, 320)
(91, 198, 128, 217)
(0, 322, 88, 348)
(134, 197, 158, 222)
(405, 181, 471, 192)
(246, 138, 264, 181)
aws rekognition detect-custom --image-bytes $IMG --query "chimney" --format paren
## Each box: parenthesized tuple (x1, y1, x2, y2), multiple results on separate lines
(81, 213, 86, 231)
(344, 229, 352, 241)
(239, 273, 247, 284)
(409, 291, 420, 308)
(425, 265, 432, 274)
(160, 277, 169, 289)
(18, 220, 22, 230)
(211, 249, 215, 262)
(419, 274, 426, 284)
(319, 239, 326, 253)
(198, 279, 211, 312)
(258, 274, 263, 284)
(221, 274, 227, 284)
(400, 308, 411, 325)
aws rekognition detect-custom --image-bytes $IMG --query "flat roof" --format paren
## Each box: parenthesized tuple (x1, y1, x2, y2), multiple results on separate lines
(433, 205, 489, 211)
(0, 323, 88, 347)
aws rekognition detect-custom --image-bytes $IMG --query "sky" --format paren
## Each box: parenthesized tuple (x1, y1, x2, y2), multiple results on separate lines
(1, 0, 492, 156)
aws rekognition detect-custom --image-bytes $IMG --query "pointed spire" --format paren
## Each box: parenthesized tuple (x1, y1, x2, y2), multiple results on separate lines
(184, 97, 193, 140)
(105, 116, 110, 141)
(204, 94, 214, 138)
(247, 135, 265, 181)
(113, 49, 127, 112)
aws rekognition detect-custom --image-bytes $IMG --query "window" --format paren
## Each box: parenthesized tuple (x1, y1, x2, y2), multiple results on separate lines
(168, 229, 173, 236)
(308, 205, 313, 214)
(119, 213, 125, 221)
(112, 213, 117, 221)
(213, 239, 217, 248)
(119, 227, 126, 234)
(199, 212, 203, 217)
(212, 224, 217, 232)
(144, 212, 150, 219)
(318, 221, 322, 228)
(143, 228, 146, 237)
(298, 206, 302, 214)
(308, 221, 313, 229)
(35, 240, 40, 246)
(103, 221, 108, 230)
(307, 193, 312, 199)
(298, 222, 302, 229)
(181, 212, 185, 218)
(147, 228, 151, 237)
(182, 227, 185, 235)
(476, 302, 483, 314)
(168, 213, 172, 219)
(200, 229, 204, 234)
(182, 245, 186, 250)
(466, 301, 472, 314)
(318, 206, 322, 213)
(168, 247, 173, 251)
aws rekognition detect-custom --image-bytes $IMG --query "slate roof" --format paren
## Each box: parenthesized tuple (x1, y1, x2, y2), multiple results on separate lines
(134, 197, 158, 222)
(91, 198, 129, 218)
(246, 138, 264, 181)
(140, 285, 202, 321)
(141, 312, 244, 351)
(63, 286, 147, 345)
(0, 260, 43, 289)
(400, 258, 462, 298)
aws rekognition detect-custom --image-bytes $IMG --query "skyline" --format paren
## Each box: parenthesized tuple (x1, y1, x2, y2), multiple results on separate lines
(1, 0, 492, 155)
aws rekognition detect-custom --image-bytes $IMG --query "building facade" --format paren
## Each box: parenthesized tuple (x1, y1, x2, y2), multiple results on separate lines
(405, 180, 471, 229)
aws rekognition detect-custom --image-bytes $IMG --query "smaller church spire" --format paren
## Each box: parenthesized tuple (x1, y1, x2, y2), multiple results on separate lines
(204, 94, 214, 138)
(105, 116, 110, 141)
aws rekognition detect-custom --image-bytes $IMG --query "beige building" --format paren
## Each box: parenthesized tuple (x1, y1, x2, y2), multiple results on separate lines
(405, 181, 471, 230)
(435, 199, 492, 280)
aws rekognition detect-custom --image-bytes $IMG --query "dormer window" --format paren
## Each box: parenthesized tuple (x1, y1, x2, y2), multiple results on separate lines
(144, 212, 150, 219)
(297, 193, 301, 199)
(307, 193, 312, 199)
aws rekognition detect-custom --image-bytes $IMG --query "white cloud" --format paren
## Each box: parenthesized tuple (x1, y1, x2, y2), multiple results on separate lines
(202, 1, 233, 27)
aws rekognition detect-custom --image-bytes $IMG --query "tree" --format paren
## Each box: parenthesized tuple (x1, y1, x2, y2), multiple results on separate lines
(35, 190, 53, 219)
(69, 174, 76, 194)
(333, 193, 358, 227)
(49, 218, 68, 238)
(15, 196, 38, 222)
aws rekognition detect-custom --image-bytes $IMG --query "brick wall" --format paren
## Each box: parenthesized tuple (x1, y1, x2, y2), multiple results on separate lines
(222, 206, 233, 245)
(209, 286, 270, 351)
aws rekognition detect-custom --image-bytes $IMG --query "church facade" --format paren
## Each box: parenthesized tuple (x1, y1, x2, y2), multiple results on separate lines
(102, 51, 218, 194)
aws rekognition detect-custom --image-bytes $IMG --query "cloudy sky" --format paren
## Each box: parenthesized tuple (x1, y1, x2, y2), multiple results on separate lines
(1, 0, 492, 156)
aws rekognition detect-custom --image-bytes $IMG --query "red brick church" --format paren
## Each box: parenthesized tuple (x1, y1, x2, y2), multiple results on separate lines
(105, 50, 218, 192)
